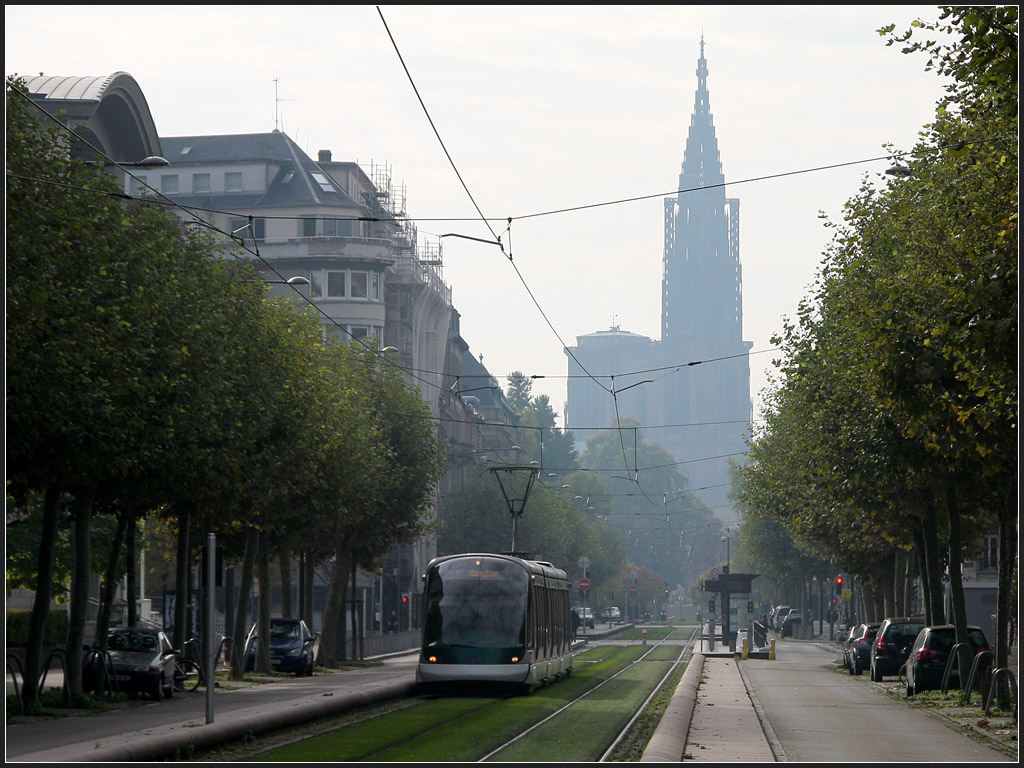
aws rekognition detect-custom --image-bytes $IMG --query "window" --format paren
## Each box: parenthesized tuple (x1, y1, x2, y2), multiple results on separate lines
(350, 326, 369, 341)
(128, 174, 147, 194)
(309, 271, 323, 299)
(326, 271, 346, 298)
(310, 171, 335, 193)
(371, 272, 380, 300)
(350, 271, 368, 299)
(228, 217, 265, 244)
(161, 175, 179, 194)
(300, 217, 317, 238)
(322, 218, 353, 237)
(192, 173, 211, 193)
(225, 172, 243, 192)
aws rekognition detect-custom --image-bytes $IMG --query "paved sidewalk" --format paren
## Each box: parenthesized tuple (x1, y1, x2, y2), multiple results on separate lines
(684, 655, 776, 762)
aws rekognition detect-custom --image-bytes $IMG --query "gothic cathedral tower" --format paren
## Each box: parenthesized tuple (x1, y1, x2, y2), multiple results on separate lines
(658, 38, 752, 520)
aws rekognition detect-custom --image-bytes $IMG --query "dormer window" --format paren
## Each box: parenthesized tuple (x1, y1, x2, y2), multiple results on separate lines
(310, 172, 335, 193)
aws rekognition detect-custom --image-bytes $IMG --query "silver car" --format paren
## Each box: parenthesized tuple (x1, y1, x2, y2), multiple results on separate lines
(103, 627, 177, 700)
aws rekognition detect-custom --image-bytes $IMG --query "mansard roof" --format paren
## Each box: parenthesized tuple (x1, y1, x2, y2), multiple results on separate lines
(159, 131, 365, 211)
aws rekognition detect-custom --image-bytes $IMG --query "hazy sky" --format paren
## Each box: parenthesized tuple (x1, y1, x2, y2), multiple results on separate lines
(6, 5, 950, 435)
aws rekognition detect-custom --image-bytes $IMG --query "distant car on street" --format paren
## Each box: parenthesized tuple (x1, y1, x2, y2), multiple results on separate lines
(602, 606, 622, 622)
(781, 611, 802, 637)
(245, 618, 318, 676)
(870, 617, 926, 682)
(573, 606, 595, 629)
(844, 622, 880, 676)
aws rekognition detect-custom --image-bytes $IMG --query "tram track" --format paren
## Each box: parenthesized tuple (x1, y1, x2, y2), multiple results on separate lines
(197, 624, 699, 762)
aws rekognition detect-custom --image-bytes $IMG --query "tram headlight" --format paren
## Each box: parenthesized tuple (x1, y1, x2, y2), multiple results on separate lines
(510, 656, 519, 663)
(427, 654, 438, 663)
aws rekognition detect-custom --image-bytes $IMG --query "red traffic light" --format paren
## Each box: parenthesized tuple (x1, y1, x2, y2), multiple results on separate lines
(835, 576, 844, 586)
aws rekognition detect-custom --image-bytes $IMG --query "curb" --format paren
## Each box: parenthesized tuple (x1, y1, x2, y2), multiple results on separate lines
(639, 652, 703, 761)
(11, 680, 416, 763)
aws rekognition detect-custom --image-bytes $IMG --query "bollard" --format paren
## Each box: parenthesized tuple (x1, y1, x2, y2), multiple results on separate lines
(769, 639, 776, 660)
(642, 629, 647, 645)
(742, 637, 749, 660)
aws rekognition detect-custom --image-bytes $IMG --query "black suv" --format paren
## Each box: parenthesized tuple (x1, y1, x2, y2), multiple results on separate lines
(904, 624, 991, 695)
(870, 616, 926, 681)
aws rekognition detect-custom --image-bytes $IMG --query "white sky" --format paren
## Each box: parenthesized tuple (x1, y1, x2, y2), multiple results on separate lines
(6, 5, 950, 434)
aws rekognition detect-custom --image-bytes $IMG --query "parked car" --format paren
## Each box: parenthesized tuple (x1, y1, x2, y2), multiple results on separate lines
(99, 626, 176, 700)
(844, 622, 880, 676)
(246, 618, 318, 676)
(870, 616, 926, 681)
(840, 625, 858, 671)
(905, 624, 992, 696)
(770, 605, 791, 631)
(573, 606, 595, 629)
(602, 606, 622, 622)
(780, 611, 802, 638)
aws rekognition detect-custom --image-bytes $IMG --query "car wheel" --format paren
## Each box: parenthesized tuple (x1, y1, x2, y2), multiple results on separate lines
(847, 657, 855, 675)
(307, 656, 315, 676)
(854, 661, 863, 676)
(870, 663, 882, 682)
(151, 677, 163, 701)
(164, 672, 173, 698)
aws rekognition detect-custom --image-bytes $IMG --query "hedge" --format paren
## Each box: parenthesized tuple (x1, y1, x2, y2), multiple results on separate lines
(6, 610, 69, 646)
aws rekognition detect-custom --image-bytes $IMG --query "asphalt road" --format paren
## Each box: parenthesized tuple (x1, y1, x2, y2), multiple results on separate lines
(743, 640, 1013, 762)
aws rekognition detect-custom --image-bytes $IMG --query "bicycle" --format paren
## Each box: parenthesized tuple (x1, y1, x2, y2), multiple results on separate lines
(173, 653, 202, 692)
(173, 638, 202, 692)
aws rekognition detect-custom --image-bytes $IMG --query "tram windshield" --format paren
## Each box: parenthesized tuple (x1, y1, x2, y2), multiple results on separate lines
(423, 557, 528, 649)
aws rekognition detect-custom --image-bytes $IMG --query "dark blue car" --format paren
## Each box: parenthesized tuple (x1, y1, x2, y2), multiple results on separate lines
(246, 618, 318, 676)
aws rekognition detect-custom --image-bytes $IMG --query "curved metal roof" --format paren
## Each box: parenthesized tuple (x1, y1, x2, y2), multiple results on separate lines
(24, 73, 127, 102)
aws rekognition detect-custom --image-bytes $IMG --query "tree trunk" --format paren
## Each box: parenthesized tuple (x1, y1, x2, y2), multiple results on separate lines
(279, 548, 292, 618)
(921, 494, 946, 623)
(256, 538, 272, 673)
(995, 490, 1016, 708)
(302, 552, 315, 629)
(126, 508, 138, 628)
(320, 534, 353, 665)
(95, 505, 131, 650)
(230, 527, 259, 680)
(21, 483, 62, 709)
(66, 488, 94, 701)
(944, 484, 973, 688)
(173, 503, 191, 650)
(349, 560, 360, 659)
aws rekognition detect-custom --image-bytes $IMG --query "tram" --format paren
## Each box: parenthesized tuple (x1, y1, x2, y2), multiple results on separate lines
(415, 553, 575, 693)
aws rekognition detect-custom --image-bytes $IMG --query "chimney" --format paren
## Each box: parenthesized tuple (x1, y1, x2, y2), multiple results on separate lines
(318, 149, 332, 163)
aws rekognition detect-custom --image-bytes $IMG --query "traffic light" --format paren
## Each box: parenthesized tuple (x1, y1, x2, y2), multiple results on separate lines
(401, 593, 409, 605)
(835, 576, 844, 592)
(709, 599, 716, 612)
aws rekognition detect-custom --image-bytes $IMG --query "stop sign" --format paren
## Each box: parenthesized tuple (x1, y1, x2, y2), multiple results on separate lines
(579, 578, 591, 590)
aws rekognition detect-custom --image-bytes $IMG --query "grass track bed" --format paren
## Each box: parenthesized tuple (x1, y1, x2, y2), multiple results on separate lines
(250, 644, 673, 762)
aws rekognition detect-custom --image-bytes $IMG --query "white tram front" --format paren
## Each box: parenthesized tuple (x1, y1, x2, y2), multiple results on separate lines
(416, 553, 574, 692)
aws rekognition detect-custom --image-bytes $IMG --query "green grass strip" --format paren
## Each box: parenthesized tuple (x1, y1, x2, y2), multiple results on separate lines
(248, 697, 499, 762)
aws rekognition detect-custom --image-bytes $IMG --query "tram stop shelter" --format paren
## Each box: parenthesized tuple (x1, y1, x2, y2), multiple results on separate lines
(700, 572, 758, 652)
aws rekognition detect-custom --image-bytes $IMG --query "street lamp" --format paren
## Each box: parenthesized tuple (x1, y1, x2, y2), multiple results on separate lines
(720, 531, 731, 574)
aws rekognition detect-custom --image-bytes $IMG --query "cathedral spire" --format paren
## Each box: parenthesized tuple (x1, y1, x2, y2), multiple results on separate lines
(680, 37, 724, 190)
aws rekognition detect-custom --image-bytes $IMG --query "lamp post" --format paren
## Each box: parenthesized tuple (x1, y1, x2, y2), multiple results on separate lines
(720, 530, 731, 574)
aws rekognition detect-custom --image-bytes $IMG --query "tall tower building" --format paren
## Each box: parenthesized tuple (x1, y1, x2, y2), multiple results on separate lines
(658, 38, 751, 520)
(566, 39, 751, 521)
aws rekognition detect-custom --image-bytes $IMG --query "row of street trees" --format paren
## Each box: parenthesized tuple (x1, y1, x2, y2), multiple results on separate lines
(6, 78, 444, 708)
(735, 7, 1016, 691)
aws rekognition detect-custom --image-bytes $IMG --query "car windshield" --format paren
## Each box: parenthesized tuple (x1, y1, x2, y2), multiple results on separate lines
(108, 631, 159, 653)
(271, 622, 301, 640)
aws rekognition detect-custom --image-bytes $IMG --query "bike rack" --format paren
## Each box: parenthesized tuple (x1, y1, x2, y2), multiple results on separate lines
(940, 642, 972, 694)
(983, 668, 1018, 721)
(6, 654, 25, 715)
(962, 650, 995, 705)
(39, 648, 72, 705)
(83, 647, 120, 699)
